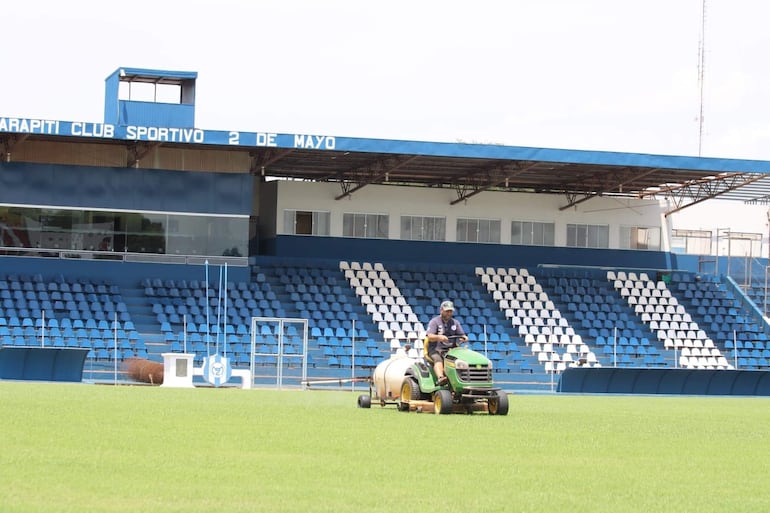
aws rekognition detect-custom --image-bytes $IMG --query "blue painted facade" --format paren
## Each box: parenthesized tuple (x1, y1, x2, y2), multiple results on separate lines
(103, 67, 197, 128)
(0, 162, 252, 215)
(261, 234, 675, 270)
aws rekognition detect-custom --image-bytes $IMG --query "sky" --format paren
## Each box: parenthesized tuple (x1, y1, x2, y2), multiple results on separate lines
(3, 0, 770, 239)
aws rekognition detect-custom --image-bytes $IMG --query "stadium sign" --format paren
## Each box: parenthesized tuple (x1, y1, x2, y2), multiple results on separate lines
(0, 116, 334, 150)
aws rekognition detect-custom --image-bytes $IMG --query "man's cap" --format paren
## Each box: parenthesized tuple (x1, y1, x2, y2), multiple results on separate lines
(440, 300, 454, 311)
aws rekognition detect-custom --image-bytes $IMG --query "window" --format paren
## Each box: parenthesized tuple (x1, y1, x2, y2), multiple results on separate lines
(342, 213, 388, 239)
(511, 221, 555, 246)
(620, 226, 661, 250)
(0, 205, 247, 257)
(457, 218, 500, 243)
(400, 215, 445, 241)
(283, 210, 330, 236)
(566, 223, 609, 248)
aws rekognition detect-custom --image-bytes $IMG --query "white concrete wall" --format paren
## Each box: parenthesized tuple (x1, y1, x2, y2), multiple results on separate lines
(273, 180, 666, 249)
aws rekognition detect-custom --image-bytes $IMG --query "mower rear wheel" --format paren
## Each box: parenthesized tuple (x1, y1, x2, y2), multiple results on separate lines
(399, 377, 420, 411)
(433, 389, 453, 415)
(487, 390, 509, 416)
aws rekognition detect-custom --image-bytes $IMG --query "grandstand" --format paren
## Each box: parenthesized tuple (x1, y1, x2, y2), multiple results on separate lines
(1, 67, 770, 390)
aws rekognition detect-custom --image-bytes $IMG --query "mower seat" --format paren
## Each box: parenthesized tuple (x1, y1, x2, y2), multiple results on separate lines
(423, 336, 434, 363)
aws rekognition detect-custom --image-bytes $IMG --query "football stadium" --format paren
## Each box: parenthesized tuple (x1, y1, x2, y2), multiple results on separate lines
(1, 68, 769, 511)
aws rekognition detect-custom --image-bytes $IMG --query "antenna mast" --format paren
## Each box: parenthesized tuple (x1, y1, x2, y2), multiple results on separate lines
(697, 0, 707, 156)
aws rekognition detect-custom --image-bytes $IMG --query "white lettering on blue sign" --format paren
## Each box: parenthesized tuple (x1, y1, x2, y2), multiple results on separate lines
(256, 132, 277, 147)
(71, 122, 114, 138)
(126, 126, 205, 143)
(0, 116, 345, 153)
(0, 118, 60, 134)
(294, 134, 336, 150)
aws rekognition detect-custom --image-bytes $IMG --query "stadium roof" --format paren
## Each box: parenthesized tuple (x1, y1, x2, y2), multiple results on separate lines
(3, 115, 770, 214)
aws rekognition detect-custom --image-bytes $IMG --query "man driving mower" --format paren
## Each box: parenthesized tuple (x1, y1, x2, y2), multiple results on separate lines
(425, 300, 468, 385)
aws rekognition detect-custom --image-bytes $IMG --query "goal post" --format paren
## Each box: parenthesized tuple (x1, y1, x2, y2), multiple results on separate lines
(249, 317, 308, 389)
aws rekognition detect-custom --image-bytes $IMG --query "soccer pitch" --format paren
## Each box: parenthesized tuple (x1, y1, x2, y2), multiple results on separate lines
(1, 383, 768, 513)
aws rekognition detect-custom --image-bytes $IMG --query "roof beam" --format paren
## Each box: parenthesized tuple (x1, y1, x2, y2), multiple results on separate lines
(450, 163, 537, 205)
(558, 168, 661, 210)
(127, 141, 162, 168)
(250, 148, 295, 175)
(334, 155, 418, 200)
(637, 172, 767, 216)
(559, 192, 599, 210)
(0, 134, 29, 162)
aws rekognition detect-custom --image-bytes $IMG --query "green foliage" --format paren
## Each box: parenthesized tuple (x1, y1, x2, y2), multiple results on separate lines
(0, 383, 769, 513)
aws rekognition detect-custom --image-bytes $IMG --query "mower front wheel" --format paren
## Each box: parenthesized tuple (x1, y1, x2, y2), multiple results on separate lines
(433, 389, 453, 415)
(488, 390, 509, 416)
(357, 394, 371, 408)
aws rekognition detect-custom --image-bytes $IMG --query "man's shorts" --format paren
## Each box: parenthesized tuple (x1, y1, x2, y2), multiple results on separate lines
(429, 350, 445, 363)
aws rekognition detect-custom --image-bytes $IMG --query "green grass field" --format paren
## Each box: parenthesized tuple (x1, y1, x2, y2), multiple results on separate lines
(1, 383, 769, 513)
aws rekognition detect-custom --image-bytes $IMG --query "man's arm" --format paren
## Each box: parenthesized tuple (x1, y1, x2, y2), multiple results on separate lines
(455, 321, 468, 342)
(425, 318, 448, 343)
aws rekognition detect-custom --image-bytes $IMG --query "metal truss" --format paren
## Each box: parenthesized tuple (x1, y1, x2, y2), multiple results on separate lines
(557, 168, 661, 210)
(637, 172, 767, 215)
(334, 155, 418, 200)
(450, 162, 538, 205)
(250, 148, 295, 176)
(0, 134, 28, 162)
(127, 141, 162, 168)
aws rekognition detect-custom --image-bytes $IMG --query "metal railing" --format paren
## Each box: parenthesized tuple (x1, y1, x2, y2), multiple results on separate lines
(0, 246, 248, 267)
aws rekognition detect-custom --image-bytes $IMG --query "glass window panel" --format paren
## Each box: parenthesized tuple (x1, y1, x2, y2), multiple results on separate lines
(532, 222, 543, 245)
(342, 213, 354, 237)
(312, 212, 330, 236)
(400, 216, 412, 240)
(576, 225, 587, 247)
(457, 218, 469, 242)
(373, 215, 388, 239)
(511, 221, 522, 244)
(587, 225, 599, 248)
(597, 226, 609, 248)
(543, 223, 555, 246)
(489, 220, 501, 243)
(283, 210, 295, 235)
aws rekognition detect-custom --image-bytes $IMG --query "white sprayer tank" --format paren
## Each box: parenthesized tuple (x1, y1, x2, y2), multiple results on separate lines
(373, 356, 418, 400)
